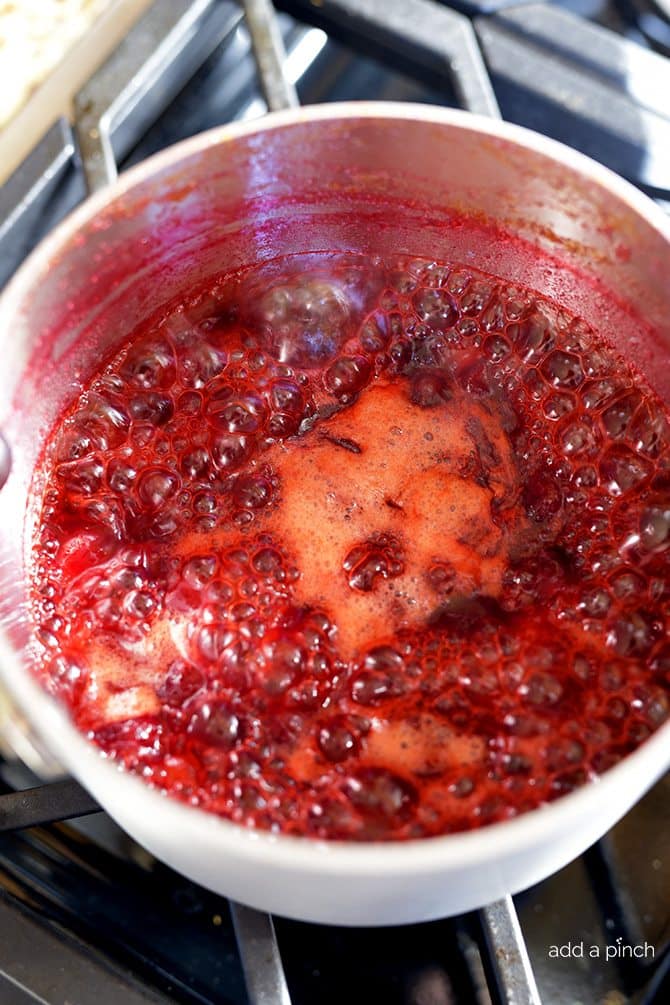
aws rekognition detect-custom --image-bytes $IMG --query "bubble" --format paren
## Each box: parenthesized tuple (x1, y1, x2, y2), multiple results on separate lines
(211, 433, 251, 471)
(114, 565, 146, 591)
(560, 420, 598, 457)
(77, 395, 130, 450)
(131, 423, 154, 448)
(179, 340, 227, 387)
(57, 457, 104, 495)
(610, 569, 646, 599)
(129, 392, 174, 426)
(267, 412, 301, 437)
(209, 397, 264, 434)
(351, 649, 407, 705)
(463, 664, 498, 695)
(178, 391, 202, 416)
(455, 317, 478, 338)
(121, 337, 176, 389)
(107, 459, 137, 492)
(266, 377, 306, 437)
(578, 589, 611, 617)
(460, 280, 495, 317)
(343, 533, 404, 591)
(43, 653, 86, 703)
(541, 350, 583, 389)
(509, 312, 554, 361)
(543, 392, 575, 420)
(605, 697, 627, 720)
(564, 316, 593, 352)
(522, 672, 563, 706)
(79, 496, 125, 537)
(262, 639, 304, 694)
(481, 299, 506, 333)
(196, 624, 237, 665)
(581, 379, 619, 410)
(360, 312, 390, 353)
(233, 473, 274, 510)
(637, 686, 669, 727)
(573, 465, 598, 488)
(180, 447, 211, 478)
(269, 378, 303, 413)
(600, 446, 652, 495)
(124, 590, 156, 620)
(317, 720, 358, 762)
(639, 504, 670, 551)
(483, 334, 510, 361)
(256, 277, 352, 367)
(628, 403, 669, 457)
(252, 547, 284, 575)
(323, 355, 371, 399)
(522, 367, 546, 401)
(193, 491, 217, 514)
(137, 468, 180, 510)
(55, 428, 93, 462)
(426, 561, 457, 596)
(608, 612, 656, 656)
(412, 287, 458, 331)
(308, 795, 362, 837)
(545, 738, 585, 772)
(183, 555, 218, 589)
(601, 392, 640, 440)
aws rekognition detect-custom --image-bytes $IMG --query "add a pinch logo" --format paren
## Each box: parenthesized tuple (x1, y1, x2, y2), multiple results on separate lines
(548, 940, 655, 960)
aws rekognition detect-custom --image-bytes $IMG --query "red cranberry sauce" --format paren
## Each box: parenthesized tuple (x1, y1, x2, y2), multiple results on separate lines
(30, 254, 670, 840)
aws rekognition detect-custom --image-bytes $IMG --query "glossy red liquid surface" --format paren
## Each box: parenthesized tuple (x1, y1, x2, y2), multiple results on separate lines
(30, 254, 670, 840)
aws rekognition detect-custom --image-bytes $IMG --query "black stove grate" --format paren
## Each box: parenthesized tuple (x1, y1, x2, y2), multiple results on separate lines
(0, 1, 668, 1002)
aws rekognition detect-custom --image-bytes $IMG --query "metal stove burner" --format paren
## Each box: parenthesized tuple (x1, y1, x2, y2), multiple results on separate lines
(0, 0, 668, 1003)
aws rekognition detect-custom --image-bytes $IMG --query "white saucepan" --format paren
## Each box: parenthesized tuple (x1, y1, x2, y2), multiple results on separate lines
(0, 103, 668, 925)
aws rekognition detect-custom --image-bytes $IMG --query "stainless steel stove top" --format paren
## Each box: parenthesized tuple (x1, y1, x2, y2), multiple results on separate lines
(0, 2, 668, 1003)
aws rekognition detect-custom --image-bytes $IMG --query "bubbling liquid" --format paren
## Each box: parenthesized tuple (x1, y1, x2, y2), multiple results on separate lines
(29, 253, 670, 840)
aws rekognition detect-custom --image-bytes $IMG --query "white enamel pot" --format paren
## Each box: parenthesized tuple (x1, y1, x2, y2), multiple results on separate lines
(0, 103, 668, 925)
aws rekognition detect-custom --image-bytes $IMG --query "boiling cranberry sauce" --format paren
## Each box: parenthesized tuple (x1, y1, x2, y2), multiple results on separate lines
(29, 253, 670, 840)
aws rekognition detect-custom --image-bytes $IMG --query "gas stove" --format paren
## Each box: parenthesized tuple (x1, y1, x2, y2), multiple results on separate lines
(0, 1, 668, 1003)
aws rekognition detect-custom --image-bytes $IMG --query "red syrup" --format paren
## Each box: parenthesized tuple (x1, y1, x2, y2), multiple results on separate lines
(29, 253, 670, 840)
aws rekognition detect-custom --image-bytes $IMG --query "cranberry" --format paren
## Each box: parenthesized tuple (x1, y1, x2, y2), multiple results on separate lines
(317, 718, 359, 762)
(189, 702, 244, 748)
